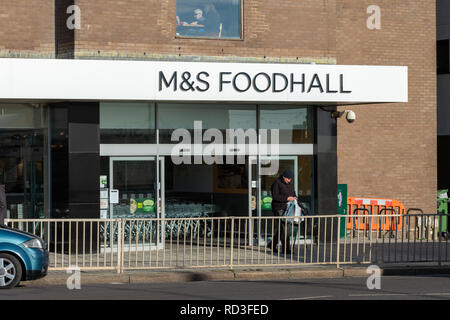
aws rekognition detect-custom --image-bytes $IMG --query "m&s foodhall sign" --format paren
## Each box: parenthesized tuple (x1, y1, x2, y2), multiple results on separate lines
(0, 59, 408, 103)
(159, 70, 353, 94)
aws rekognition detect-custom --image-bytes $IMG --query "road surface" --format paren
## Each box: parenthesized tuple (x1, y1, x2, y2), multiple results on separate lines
(2, 275, 450, 300)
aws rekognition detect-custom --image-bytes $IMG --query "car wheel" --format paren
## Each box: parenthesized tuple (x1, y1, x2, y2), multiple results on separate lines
(0, 253, 22, 289)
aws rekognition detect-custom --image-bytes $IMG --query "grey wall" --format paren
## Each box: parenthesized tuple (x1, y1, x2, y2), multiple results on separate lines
(68, 102, 100, 218)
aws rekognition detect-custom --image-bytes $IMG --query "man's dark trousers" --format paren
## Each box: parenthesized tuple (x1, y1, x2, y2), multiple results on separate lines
(272, 208, 290, 253)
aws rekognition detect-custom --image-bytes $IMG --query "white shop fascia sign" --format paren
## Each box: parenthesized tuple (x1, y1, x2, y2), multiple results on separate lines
(0, 58, 408, 103)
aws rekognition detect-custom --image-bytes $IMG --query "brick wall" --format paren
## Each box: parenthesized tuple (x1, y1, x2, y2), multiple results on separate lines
(336, 0, 437, 212)
(0, 0, 55, 57)
(73, 0, 336, 61)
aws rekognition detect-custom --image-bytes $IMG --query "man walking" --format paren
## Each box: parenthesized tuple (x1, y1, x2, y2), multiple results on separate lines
(271, 170, 297, 254)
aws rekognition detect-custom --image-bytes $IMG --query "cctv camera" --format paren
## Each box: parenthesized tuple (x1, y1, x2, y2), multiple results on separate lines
(346, 110, 356, 123)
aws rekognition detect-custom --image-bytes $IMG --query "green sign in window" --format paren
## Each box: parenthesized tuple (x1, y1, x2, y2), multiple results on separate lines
(261, 196, 272, 210)
(130, 198, 155, 214)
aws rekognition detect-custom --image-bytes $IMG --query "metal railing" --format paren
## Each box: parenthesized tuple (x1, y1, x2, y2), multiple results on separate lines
(4, 213, 449, 273)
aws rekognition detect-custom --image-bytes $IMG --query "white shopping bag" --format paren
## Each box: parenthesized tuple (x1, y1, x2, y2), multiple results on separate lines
(283, 199, 304, 223)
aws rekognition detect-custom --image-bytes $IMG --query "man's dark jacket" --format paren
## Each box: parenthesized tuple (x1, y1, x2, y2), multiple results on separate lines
(271, 177, 297, 213)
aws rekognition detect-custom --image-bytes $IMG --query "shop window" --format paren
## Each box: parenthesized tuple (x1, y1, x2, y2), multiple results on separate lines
(259, 106, 313, 144)
(100, 102, 156, 144)
(437, 39, 449, 74)
(0, 104, 49, 219)
(158, 103, 256, 144)
(163, 157, 249, 217)
(176, 0, 242, 39)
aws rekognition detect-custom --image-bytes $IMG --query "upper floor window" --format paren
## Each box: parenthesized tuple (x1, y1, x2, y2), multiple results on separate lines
(176, 0, 242, 39)
(437, 39, 449, 74)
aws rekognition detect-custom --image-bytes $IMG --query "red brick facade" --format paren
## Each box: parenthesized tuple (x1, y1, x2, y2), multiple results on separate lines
(0, 0, 54, 57)
(336, 1, 436, 212)
(72, 0, 336, 62)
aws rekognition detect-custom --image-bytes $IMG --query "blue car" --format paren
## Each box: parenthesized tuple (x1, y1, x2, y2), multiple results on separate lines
(0, 224, 49, 289)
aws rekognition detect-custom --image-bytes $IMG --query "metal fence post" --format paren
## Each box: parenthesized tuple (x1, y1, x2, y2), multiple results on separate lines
(229, 217, 235, 269)
(117, 219, 123, 274)
(438, 212, 442, 267)
(336, 216, 341, 268)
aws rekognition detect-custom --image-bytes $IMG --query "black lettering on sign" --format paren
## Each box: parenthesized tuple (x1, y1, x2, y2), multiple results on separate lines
(195, 72, 210, 92)
(307, 74, 324, 93)
(233, 72, 252, 92)
(340, 74, 352, 93)
(252, 72, 271, 92)
(158, 70, 352, 95)
(290, 73, 305, 93)
(273, 73, 288, 93)
(180, 72, 195, 91)
(159, 71, 177, 91)
(326, 74, 338, 93)
(219, 72, 232, 92)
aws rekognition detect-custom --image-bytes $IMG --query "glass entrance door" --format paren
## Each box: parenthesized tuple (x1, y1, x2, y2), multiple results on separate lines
(109, 157, 159, 219)
(249, 156, 298, 245)
(249, 156, 298, 218)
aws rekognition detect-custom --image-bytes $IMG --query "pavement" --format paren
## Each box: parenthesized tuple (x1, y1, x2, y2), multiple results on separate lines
(24, 264, 450, 287)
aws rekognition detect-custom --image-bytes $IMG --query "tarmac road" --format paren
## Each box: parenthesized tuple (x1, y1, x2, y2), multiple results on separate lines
(3, 274, 450, 300)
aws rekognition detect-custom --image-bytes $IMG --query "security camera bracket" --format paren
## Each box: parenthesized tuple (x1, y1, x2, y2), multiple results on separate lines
(319, 107, 354, 121)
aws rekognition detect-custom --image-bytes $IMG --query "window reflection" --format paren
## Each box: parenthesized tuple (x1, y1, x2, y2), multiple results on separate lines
(260, 106, 313, 144)
(100, 102, 156, 144)
(158, 103, 256, 144)
(0, 104, 48, 219)
(176, 0, 241, 39)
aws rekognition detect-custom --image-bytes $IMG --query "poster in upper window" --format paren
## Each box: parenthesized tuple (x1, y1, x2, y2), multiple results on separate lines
(176, 0, 242, 39)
